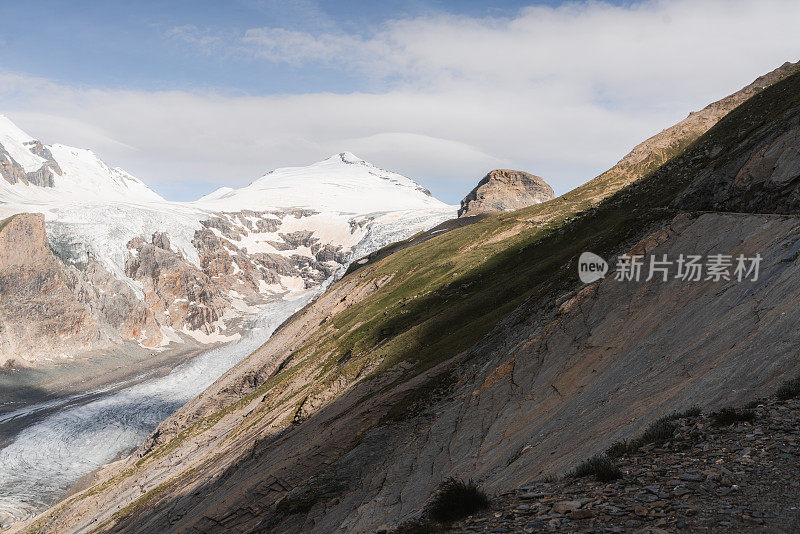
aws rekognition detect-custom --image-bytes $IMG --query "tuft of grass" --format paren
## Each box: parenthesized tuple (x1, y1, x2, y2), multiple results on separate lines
(606, 408, 700, 459)
(540, 473, 561, 484)
(605, 440, 629, 459)
(572, 455, 622, 482)
(428, 478, 490, 523)
(0, 214, 17, 235)
(711, 407, 756, 426)
(638, 417, 676, 446)
(776, 376, 800, 401)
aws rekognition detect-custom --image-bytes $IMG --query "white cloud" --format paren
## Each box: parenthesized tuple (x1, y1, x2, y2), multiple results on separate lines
(3, 0, 799, 202)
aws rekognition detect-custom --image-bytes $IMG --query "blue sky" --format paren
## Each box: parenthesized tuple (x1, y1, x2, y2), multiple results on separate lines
(0, 1, 570, 93)
(0, 1, 797, 203)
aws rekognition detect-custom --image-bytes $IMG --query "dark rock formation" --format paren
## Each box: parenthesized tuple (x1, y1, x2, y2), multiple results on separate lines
(0, 140, 62, 187)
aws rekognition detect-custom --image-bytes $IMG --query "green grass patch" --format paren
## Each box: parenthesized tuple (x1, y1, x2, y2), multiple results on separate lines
(606, 406, 701, 458)
(0, 214, 16, 234)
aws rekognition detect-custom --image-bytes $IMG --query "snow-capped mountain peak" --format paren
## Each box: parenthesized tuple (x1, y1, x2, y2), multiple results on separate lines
(325, 151, 364, 164)
(46, 143, 164, 203)
(195, 152, 446, 214)
(0, 115, 164, 204)
(197, 186, 235, 202)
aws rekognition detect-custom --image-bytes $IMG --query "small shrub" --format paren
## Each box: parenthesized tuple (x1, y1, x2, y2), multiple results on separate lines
(711, 407, 756, 426)
(638, 417, 676, 446)
(676, 405, 702, 418)
(605, 440, 629, 459)
(607, 408, 696, 460)
(572, 455, 622, 482)
(776, 376, 800, 401)
(428, 478, 490, 523)
(744, 399, 763, 409)
(663, 406, 701, 421)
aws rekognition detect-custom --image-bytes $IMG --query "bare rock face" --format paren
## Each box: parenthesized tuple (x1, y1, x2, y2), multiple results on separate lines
(0, 140, 61, 187)
(0, 214, 102, 365)
(193, 210, 348, 294)
(125, 234, 229, 334)
(458, 169, 554, 217)
(0, 213, 164, 366)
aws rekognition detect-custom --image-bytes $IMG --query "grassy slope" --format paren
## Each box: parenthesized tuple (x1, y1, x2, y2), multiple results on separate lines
(0, 214, 17, 234)
(281, 70, 800, 405)
(272, 69, 800, 431)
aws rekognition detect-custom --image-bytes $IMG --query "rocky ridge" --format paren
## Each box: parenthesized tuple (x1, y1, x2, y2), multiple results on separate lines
(458, 169, 554, 217)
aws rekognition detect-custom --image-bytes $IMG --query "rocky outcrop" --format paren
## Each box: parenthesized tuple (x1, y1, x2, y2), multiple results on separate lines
(458, 170, 554, 217)
(0, 140, 61, 187)
(125, 234, 229, 334)
(193, 210, 350, 293)
(0, 214, 99, 365)
(0, 214, 159, 366)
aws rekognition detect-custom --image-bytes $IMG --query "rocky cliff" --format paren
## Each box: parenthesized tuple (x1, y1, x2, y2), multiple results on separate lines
(0, 213, 159, 366)
(458, 169, 554, 217)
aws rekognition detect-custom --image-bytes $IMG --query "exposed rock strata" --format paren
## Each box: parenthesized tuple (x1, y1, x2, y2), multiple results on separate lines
(125, 234, 228, 334)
